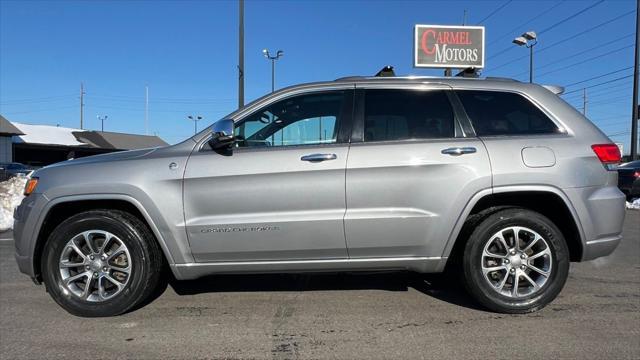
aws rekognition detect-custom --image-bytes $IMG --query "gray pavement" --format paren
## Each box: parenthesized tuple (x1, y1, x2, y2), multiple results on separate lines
(1, 211, 639, 359)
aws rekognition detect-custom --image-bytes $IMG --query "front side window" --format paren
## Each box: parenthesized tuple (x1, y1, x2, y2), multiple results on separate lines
(456, 90, 559, 136)
(234, 91, 345, 148)
(364, 89, 455, 142)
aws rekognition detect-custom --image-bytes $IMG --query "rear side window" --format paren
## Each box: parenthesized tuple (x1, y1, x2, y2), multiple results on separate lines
(456, 90, 558, 136)
(364, 89, 455, 141)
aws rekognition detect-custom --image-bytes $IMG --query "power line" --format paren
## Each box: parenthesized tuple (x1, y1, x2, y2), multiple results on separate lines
(88, 95, 235, 104)
(588, 97, 632, 106)
(507, 33, 634, 78)
(564, 84, 630, 99)
(487, 1, 565, 47)
(3, 105, 78, 115)
(0, 95, 76, 105)
(563, 75, 634, 95)
(597, 120, 631, 128)
(86, 105, 231, 114)
(538, 0, 604, 35)
(485, 9, 635, 72)
(486, 0, 605, 62)
(536, 44, 634, 78)
(607, 131, 631, 137)
(563, 86, 631, 101)
(476, 0, 513, 25)
(565, 67, 634, 87)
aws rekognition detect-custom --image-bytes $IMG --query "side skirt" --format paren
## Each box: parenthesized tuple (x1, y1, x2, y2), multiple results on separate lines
(171, 256, 447, 280)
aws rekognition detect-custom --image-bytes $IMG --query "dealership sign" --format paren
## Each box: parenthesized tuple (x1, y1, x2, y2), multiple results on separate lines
(414, 25, 485, 68)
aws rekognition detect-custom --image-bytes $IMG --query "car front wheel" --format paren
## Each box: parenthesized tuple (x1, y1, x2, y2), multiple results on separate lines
(42, 209, 164, 317)
(461, 208, 570, 313)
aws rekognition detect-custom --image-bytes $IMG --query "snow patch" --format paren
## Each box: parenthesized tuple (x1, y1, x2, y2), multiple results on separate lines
(11, 122, 87, 146)
(0, 177, 27, 231)
(626, 198, 640, 210)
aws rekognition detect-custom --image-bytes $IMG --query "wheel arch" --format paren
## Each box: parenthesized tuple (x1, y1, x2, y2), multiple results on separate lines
(443, 186, 585, 268)
(31, 195, 176, 283)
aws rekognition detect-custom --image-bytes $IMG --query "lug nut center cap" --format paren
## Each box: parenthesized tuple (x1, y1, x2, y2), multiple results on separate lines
(89, 259, 104, 272)
(508, 255, 522, 268)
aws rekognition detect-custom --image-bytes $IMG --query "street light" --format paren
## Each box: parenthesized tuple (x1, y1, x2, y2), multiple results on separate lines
(187, 115, 203, 135)
(97, 115, 108, 132)
(263, 49, 284, 92)
(513, 31, 538, 83)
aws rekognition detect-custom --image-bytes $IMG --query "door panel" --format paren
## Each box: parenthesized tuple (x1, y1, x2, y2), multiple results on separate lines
(344, 87, 491, 258)
(184, 146, 349, 262)
(345, 139, 491, 258)
(183, 89, 353, 262)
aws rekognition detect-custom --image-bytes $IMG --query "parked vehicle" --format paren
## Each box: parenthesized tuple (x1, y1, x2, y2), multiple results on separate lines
(13, 76, 625, 317)
(617, 160, 640, 200)
(0, 162, 33, 181)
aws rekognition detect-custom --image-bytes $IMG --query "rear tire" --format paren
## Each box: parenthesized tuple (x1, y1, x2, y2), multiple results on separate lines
(42, 209, 164, 317)
(461, 208, 569, 313)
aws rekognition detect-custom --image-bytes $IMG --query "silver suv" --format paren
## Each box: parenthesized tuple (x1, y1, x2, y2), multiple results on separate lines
(13, 76, 626, 317)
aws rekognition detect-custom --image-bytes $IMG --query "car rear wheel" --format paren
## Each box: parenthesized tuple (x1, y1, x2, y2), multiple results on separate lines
(461, 208, 569, 313)
(42, 209, 164, 317)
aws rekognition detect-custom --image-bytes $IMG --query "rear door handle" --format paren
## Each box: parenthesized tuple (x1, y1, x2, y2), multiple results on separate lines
(441, 147, 477, 156)
(301, 153, 337, 162)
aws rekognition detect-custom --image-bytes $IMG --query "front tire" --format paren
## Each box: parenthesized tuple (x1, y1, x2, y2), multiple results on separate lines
(42, 209, 164, 317)
(461, 208, 569, 313)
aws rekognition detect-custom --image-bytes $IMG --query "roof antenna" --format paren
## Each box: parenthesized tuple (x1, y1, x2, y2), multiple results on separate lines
(375, 66, 395, 77)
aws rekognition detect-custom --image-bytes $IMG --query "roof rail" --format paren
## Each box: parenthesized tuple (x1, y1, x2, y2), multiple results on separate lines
(484, 77, 518, 82)
(334, 75, 365, 81)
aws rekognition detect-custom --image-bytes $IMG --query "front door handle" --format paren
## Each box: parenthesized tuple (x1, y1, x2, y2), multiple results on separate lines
(301, 153, 337, 162)
(441, 147, 477, 156)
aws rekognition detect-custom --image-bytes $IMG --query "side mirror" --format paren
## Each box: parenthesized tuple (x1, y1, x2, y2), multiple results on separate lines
(208, 119, 235, 150)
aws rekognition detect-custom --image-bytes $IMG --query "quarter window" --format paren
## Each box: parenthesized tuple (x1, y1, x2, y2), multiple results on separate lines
(456, 90, 559, 136)
(235, 91, 345, 148)
(364, 89, 455, 142)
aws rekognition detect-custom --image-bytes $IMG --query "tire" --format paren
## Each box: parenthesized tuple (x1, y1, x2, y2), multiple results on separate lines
(41, 209, 164, 317)
(461, 208, 569, 313)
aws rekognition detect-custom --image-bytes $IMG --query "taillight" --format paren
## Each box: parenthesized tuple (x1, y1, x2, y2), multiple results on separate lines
(634, 171, 640, 179)
(591, 144, 621, 170)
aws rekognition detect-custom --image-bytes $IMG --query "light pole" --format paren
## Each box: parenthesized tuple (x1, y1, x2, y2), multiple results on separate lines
(263, 49, 284, 92)
(187, 115, 203, 135)
(97, 115, 108, 132)
(513, 31, 538, 83)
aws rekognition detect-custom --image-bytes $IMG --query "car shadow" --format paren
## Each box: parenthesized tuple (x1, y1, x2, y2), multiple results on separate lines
(167, 271, 487, 312)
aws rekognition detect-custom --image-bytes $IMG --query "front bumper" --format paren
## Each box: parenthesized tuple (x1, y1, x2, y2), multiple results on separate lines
(13, 192, 47, 280)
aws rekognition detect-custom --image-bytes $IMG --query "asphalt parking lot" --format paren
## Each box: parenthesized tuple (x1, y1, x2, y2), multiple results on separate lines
(1, 211, 638, 360)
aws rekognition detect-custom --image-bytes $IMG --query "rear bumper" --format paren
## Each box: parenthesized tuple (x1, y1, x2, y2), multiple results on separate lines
(582, 235, 622, 261)
(563, 185, 626, 261)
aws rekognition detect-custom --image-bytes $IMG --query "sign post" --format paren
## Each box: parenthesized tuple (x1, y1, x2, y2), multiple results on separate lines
(414, 25, 485, 70)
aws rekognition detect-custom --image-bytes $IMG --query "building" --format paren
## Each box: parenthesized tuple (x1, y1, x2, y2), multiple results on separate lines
(1, 115, 168, 167)
(0, 115, 25, 163)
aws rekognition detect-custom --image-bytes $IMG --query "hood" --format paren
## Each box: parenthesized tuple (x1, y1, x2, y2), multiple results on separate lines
(43, 148, 159, 169)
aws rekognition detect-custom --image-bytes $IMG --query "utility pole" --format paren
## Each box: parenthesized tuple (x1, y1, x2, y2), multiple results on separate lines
(631, 0, 639, 160)
(79, 82, 85, 129)
(238, 0, 245, 109)
(582, 88, 587, 116)
(145, 85, 149, 135)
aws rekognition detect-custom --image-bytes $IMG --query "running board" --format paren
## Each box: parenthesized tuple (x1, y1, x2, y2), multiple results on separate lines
(171, 256, 446, 280)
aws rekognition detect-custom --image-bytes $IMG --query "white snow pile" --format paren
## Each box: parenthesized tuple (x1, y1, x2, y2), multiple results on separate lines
(627, 198, 640, 210)
(0, 177, 27, 231)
